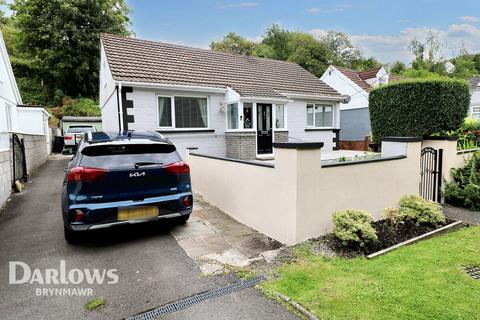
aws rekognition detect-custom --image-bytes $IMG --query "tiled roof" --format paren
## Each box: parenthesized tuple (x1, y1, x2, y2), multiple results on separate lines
(357, 67, 382, 80)
(101, 34, 341, 99)
(389, 74, 405, 83)
(335, 66, 372, 91)
(469, 76, 480, 91)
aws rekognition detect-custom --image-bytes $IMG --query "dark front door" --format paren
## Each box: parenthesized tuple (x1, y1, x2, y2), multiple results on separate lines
(257, 104, 273, 154)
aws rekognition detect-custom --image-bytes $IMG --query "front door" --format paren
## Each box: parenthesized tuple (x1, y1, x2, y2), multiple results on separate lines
(257, 104, 273, 154)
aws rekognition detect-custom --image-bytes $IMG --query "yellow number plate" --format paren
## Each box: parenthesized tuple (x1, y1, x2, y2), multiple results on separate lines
(118, 206, 159, 221)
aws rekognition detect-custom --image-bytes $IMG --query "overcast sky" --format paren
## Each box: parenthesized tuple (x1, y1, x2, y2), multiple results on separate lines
(125, 0, 480, 64)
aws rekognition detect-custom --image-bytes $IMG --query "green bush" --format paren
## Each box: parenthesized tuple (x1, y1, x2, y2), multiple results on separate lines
(398, 194, 445, 226)
(63, 97, 101, 116)
(445, 151, 480, 211)
(332, 209, 378, 247)
(369, 80, 470, 143)
(382, 207, 403, 226)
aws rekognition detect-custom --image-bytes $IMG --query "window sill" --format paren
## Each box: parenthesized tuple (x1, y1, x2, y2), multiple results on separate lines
(305, 127, 336, 131)
(225, 129, 256, 133)
(274, 129, 288, 132)
(157, 129, 215, 134)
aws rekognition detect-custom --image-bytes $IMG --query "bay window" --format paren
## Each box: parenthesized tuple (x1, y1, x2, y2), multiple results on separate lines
(306, 103, 333, 128)
(275, 104, 285, 129)
(157, 96, 208, 129)
(227, 103, 239, 129)
(243, 103, 253, 129)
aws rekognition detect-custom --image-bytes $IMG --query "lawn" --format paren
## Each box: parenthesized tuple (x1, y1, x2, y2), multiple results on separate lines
(262, 227, 480, 320)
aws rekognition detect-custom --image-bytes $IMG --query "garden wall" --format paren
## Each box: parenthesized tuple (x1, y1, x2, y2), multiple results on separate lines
(187, 139, 422, 244)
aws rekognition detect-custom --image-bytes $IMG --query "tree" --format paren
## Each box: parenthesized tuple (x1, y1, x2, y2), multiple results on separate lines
(286, 32, 331, 77)
(320, 31, 362, 66)
(390, 61, 406, 75)
(11, 0, 131, 101)
(210, 32, 257, 55)
(260, 24, 292, 60)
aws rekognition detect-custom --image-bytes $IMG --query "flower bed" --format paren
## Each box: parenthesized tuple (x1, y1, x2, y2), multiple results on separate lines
(327, 194, 460, 256)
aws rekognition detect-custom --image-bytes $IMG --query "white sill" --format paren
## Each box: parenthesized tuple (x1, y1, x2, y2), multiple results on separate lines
(225, 129, 256, 133)
(157, 128, 212, 132)
(273, 129, 288, 132)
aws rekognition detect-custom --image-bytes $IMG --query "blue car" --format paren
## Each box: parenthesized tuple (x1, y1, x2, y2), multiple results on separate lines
(61, 131, 193, 243)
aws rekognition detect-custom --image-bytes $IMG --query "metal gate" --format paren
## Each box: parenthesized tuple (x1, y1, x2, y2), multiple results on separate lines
(419, 147, 442, 202)
(12, 133, 27, 184)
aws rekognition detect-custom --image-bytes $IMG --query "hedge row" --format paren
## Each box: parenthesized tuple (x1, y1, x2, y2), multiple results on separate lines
(369, 79, 470, 143)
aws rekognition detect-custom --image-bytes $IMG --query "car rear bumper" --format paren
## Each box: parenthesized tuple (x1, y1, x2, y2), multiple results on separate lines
(67, 209, 191, 231)
(64, 192, 193, 231)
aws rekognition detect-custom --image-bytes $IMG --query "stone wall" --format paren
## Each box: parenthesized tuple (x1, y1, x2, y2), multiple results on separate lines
(225, 132, 256, 160)
(0, 149, 11, 208)
(274, 131, 288, 143)
(19, 134, 48, 174)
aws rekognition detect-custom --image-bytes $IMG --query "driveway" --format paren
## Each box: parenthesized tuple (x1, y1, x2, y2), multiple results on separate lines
(0, 157, 297, 320)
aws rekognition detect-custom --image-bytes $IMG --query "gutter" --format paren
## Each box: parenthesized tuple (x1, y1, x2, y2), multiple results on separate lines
(116, 80, 228, 94)
(279, 92, 350, 102)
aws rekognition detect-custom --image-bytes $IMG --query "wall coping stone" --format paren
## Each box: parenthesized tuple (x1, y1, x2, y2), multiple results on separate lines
(273, 142, 324, 149)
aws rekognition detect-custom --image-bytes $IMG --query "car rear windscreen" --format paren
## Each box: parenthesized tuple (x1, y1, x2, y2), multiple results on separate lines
(67, 127, 94, 133)
(80, 143, 180, 169)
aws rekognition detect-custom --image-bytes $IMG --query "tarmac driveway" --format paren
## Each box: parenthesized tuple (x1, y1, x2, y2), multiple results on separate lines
(0, 157, 297, 320)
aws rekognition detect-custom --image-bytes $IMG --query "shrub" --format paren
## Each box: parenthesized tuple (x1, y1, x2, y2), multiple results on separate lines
(398, 194, 445, 226)
(382, 207, 403, 226)
(63, 97, 101, 116)
(332, 209, 378, 247)
(369, 79, 470, 143)
(445, 151, 480, 211)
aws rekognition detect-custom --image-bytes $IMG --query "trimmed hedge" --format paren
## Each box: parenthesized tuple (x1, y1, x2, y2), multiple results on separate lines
(369, 80, 470, 143)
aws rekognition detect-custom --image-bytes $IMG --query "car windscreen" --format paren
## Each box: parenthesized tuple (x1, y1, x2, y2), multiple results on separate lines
(79, 143, 180, 169)
(67, 127, 94, 133)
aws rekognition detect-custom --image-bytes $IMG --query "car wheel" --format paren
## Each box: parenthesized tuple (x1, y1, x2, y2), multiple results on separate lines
(64, 226, 81, 244)
(177, 214, 190, 224)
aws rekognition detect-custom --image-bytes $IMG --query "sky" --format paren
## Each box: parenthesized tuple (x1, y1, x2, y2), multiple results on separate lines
(125, 0, 480, 64)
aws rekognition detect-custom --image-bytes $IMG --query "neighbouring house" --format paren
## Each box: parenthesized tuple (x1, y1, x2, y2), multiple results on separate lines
(0, 30, 50, 208)
(59, 116, 103, 134)
(99, 34, 348, 159)
(320, 66, 402, 146)
(469, 76, 480, 120)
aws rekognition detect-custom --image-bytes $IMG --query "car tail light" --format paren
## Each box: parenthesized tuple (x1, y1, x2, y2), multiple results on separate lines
(182, 196, 192, 207)
(74, 209, 85, 222)
(164, 161, 190, 174)
(67, 167, 108, 182)
(64, 135, 73, 141)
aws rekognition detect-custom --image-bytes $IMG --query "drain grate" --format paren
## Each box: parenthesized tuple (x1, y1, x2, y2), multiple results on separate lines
(125, 275, 266, 320)
(464, 265, 480, 280)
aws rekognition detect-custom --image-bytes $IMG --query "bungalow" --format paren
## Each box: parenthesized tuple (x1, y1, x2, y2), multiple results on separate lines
(469, 76, 480, 120)
(320, 66, 401, 142)
(99, 34, 348, 159)
(0, 30, 50, 208)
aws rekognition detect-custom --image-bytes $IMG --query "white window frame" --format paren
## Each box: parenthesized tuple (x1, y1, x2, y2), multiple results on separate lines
(225, 101, 256, 132)
(156, 94, 210, 130)
(472, 105, 480, 120)
(306, 103, 335, 129)
(273, 104, 287, 131)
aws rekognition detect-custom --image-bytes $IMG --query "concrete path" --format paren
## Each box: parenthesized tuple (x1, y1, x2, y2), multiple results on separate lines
(443, 204, 480, 225)
(0, 157, 297, 320)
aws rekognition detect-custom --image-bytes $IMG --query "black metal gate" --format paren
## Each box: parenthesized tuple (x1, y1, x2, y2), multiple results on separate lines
(12, 133, 27, 184)
(419, 147, 443, 202)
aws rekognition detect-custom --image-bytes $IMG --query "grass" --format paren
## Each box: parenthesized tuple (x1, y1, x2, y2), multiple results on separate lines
(262, 227, 480, 320)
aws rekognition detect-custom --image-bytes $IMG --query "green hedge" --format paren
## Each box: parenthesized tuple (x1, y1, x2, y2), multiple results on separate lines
(369, 80, 470, 143)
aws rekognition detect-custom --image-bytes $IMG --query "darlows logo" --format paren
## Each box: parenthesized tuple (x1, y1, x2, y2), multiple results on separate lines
(129, 172, 145, 177)
(9, 260, 119, 285)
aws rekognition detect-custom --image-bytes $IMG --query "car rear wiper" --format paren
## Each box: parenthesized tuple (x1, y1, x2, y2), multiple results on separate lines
(134, 162, 164, 169)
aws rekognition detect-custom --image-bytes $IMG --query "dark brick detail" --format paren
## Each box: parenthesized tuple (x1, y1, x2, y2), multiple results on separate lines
(121, 86, 134, 130)
(332, 129, 340, 150)
(225, 132, 256, 160)
(274, 131, 288, 143)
